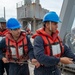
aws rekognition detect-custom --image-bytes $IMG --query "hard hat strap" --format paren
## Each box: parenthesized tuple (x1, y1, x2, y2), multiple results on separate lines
(0, 23, 1, 27)
(50, 22, 52, 31)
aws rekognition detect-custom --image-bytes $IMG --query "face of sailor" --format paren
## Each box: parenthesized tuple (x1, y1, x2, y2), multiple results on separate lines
(46, 22, 58, 33)
(45, 22, 58, 35)
(0, 22, 6, 30)
(10, 28, 21, 39)
(50, 22, 58, 33)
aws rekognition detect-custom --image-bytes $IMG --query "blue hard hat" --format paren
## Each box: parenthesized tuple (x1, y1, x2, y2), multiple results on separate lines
(6, 18, 21, 29)
(43, 11, 61, 22)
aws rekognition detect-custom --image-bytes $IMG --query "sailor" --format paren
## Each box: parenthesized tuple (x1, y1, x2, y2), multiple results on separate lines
(0, 18, 40, 75)
(32, 11, 75, 75)
(0, 17, 9, 75)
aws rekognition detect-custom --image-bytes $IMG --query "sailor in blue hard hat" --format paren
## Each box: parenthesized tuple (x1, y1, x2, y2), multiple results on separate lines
(43, 11, 61, 32)
(0, 18, 40, 75)
(6, 18, 21, 30)
(43, 11, 61, 22)
(6, 18, 22, 38)
(32, 11, 75, 75)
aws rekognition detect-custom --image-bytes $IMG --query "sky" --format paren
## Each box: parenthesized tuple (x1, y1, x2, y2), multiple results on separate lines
(0, 0, 63, 20)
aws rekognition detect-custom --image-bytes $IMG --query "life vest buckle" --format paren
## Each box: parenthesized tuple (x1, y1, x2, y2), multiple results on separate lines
(52, 70, 55, 73)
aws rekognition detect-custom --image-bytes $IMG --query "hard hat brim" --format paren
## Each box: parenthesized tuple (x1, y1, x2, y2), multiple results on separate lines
(7, 25, 21, 30)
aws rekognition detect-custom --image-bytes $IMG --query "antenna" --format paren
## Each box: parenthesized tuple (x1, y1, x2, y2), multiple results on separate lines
(4, 7, 6, 19)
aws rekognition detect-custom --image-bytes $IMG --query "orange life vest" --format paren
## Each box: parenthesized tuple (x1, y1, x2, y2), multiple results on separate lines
(32, 28, 64, 57)
(0, 29, 9, 36)
(41, 35, 64, 57)
(5, 32, 29, 62)
(0, 29, 9, 41)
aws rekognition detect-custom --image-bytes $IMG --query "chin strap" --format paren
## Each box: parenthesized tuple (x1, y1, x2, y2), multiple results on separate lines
(50, 22, 52, 31)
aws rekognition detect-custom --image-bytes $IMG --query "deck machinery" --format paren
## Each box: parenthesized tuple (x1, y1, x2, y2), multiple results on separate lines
(16, 0, 49, 33)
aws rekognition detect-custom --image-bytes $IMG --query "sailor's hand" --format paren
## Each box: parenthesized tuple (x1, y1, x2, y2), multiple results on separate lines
(2, 57, 9, 63)
(31, 59, 40, 68)
(60, 57, 73, 64)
